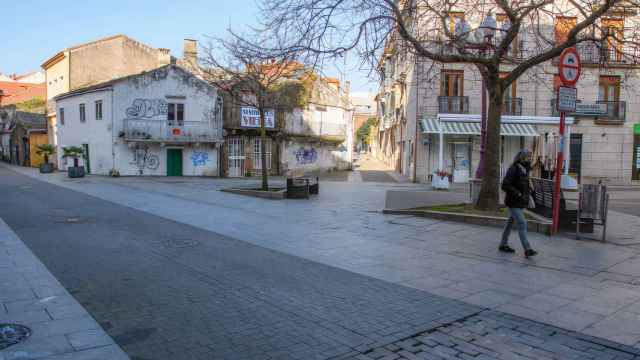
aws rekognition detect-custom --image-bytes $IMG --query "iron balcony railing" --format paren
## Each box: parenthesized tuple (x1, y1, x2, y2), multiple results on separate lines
(438, 96, 469, 114)
(575, 42, 639, 65)
(502, 97, 523, 116)
(123, 119, 223, 143)
(550, 99, 626, 122)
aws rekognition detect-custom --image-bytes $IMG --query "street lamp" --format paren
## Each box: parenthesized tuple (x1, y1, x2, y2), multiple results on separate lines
(474, 12, 496, 180)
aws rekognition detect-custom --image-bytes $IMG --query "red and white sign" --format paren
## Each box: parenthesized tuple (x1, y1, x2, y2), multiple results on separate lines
(558, 48, 581, 86)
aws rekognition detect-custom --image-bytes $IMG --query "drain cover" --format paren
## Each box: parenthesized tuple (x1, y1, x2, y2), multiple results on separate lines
(0, 324, 31, 350)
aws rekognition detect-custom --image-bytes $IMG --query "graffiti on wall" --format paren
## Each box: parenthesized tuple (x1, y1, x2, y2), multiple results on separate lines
(190, 151, 210, 167)
(295, 147, 318, 164)
(172, 71, 215, 96)
(129, 67, 169, 89)
(131, 144, 160, 174)
(126, 99, 168, 118)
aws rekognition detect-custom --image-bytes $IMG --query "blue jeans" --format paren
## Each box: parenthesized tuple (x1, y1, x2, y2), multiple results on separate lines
(501, 208, 532, 251)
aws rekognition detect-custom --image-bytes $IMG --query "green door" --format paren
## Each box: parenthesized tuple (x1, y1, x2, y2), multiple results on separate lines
(82, 144, 90, 174)
(166, 149, 183, 176)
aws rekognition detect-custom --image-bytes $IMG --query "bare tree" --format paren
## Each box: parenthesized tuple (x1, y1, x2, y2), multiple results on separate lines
(256, 0, 640, 210)
(201, 35, 309, 190)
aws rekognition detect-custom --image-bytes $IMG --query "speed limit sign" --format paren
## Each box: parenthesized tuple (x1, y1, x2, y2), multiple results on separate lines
(558, 48, 581, 86)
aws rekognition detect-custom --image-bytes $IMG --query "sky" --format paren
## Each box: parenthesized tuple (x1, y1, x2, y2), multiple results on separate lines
(1, 0, 377, 93)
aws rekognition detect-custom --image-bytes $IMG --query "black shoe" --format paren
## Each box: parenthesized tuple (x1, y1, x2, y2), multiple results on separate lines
(499, 245, 515, 253)
(525, 249, 538, 258)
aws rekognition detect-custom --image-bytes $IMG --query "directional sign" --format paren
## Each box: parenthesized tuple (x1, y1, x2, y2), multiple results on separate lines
(558, 48, 581, 86)
(557, 86, 577, 112)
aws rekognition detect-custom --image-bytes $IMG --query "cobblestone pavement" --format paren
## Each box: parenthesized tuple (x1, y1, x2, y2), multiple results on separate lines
(354, 311, 640, 360)
(0, 167, 478, 359)
(4, 164, 640, 357)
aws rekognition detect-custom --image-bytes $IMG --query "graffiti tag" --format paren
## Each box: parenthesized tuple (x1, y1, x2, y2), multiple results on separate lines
(129, 67, 169, 89)
(126, 99, 168, 118)
(131, 144, 160, 174)
(190, 152, 209, 167)
(295, 147, 317, 165)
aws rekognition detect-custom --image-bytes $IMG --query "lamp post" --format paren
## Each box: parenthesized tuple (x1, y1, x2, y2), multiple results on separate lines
(459, 13, 496, 180)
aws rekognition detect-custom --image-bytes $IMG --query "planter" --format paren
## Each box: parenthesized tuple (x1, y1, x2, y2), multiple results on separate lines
(431, 174, 450, 190)
(39, 163, 54, 174)
(68, 166, 85, 178)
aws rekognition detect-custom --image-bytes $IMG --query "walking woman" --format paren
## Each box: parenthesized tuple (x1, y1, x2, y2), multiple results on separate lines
(499, 149, 538, 258)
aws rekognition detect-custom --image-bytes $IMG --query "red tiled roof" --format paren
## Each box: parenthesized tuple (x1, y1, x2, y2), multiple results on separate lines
(0, 81, 46, 105)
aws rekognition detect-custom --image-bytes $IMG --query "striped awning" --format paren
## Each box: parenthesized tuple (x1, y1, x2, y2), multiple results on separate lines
(421, 119, 538, 137)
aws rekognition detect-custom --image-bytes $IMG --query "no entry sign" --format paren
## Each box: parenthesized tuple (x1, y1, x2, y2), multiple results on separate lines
(558, 48, 581, 86)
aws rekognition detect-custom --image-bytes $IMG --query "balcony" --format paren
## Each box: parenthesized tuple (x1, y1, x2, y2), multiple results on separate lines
(550, 100, 626, 123)
(438, 96, 469, 114)
(502, 97, 523, 116)
(575, 42, 640, 66)
(123, 119, 223, 143)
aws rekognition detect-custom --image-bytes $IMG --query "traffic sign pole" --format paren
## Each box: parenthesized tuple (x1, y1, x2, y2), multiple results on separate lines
(552, 112, 566, 234)
(552, 47, 581, 235)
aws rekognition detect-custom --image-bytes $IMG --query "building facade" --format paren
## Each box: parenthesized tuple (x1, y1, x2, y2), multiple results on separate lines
(221, 74, 353, 177)
(41, 35, 174, 167)
(376, 5, 640, 186)
(54, 65, 224, 176)
(0, 106, 47, 166)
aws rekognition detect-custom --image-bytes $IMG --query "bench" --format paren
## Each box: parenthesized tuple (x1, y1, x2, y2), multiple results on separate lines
(530, 178, 577, 230)
(286, 177, 319, 199)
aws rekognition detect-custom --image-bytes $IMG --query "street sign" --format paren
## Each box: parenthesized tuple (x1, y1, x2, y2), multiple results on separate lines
(553, 48, 581, 234)
(558, 48, 581, 86)
(557, 86, 577, 112)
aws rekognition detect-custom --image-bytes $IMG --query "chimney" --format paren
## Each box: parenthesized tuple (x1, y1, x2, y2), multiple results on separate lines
(183, 39, 198, 64)
(344, 81, 351, 97)
(0, 89, 4, 107)
(158, 48, 172, 65)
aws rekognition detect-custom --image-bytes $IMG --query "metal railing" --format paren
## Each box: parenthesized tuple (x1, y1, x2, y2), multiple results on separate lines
(550, 99, 626, 122)
(438, 96, 469, 114)
(123, 119, 223, 142)
(576, 42, 639, 65)
(502, 97, 523, 116)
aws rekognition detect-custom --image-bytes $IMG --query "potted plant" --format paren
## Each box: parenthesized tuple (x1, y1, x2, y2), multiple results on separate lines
(62, 146, 85, 178)
(432, 169, 451, 190)
(36, 144, 55, 173)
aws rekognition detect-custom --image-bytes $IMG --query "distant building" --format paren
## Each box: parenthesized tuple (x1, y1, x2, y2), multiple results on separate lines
(54, 65, 224, 176)
(0, 106, 47, 166)
(0, 81, 45, 106)
(351, 93, 377, 151)
(14, 71, 46, 84)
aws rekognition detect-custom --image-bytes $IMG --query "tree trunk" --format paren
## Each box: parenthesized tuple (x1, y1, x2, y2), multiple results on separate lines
(475, 85, 504, 211)
(44, 153, 49, 164)
(259, 110, 269, 191)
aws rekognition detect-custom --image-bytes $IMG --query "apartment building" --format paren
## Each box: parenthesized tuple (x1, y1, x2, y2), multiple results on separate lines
(376, 3, 640, 185)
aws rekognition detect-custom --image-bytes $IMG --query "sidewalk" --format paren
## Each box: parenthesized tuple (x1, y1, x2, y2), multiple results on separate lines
(0, 217, 128, 359)
(6, 163, 640, 348)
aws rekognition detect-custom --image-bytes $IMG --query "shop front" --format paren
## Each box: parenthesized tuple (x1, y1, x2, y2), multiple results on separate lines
(420, 114, 575, 184)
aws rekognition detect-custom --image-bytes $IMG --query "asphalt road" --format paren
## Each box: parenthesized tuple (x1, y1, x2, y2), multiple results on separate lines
(2, 166, 640, 360)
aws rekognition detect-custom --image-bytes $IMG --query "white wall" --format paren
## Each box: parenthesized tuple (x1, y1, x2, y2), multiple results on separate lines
(56, 66, 222, 176)
(56, 88, 114, 173)
(281, 139, 350, 173)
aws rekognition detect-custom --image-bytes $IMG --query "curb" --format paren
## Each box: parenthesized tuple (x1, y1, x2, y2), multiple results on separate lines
(382, 208, 552, 235)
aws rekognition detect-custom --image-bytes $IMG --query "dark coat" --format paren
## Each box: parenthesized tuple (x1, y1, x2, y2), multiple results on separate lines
(502, 162, 531, 208)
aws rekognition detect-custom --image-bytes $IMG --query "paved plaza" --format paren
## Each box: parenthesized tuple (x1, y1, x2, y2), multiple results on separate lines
(2, 161, 640, 359)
